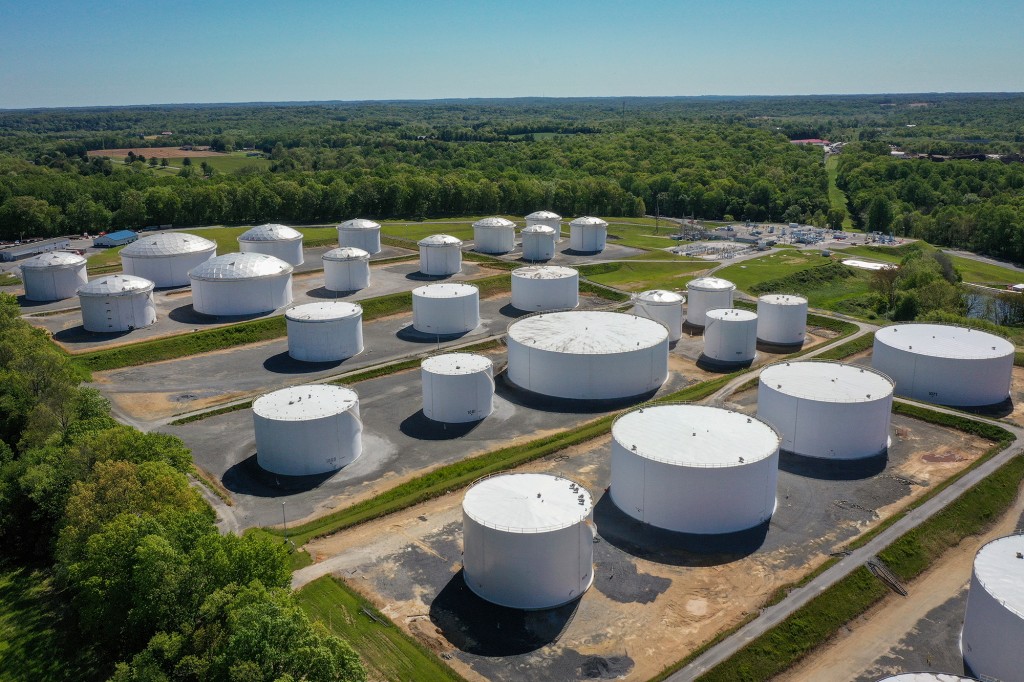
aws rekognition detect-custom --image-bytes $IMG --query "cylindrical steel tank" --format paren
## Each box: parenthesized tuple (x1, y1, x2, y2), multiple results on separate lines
(633, 289, 684, 343)
(506, 310, 669, 400)
(472, 217, 516, 254)
(189, 253, 293, 317)
(322, 247, 371, 291)
(462, 473, 594, 610)
(120, 232, 217, 288)
(875, 675, 975, 682)
(411, 283, 479, 335)
(78, 275, 157, 333)
(252, 385, 361, 476)
(703, 308, 758, 365)
(872, 323, 1014, 407)
(756, 294, 808, 346)
(238, 224, 304, 266)
(521, 224, 558, 261)
(418, 234, 463, 276)
(569, 216, 608, 252)
(524, 210, 562, 236)
(337, 218, 382, 255)
(19, 251, 88, 301)
(757, 361, 894, 460)
(286, 302, 363, 363)
(611, 404, 780, 534)
(685, 277, 736, 327)
(511, 265, 579, 312)
(421, 353, 494, 423)
(961, 534, 1024, 682)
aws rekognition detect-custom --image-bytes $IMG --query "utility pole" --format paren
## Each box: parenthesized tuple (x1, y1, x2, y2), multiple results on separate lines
(281, 501, 288, 541)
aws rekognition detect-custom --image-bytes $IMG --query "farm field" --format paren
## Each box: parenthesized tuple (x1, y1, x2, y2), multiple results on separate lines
(88, 146, 224, 158)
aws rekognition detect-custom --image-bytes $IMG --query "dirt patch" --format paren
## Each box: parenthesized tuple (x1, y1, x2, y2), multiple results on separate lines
(107, 390, 248, 421)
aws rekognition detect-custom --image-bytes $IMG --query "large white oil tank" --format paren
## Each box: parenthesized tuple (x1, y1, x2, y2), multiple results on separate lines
(462, 473, 594, 609)
(421, 353, 494, 423)
(757, 361, 894, 460)
(189, 253, 293, 317)
(19, 251, 88, 301)
(633, 290, 684, 343)
(525, 210, 562, 235)
(286, 302, 363, 363)
(252, 384, 361, 476)
(611, 404, 780, 534)
(78, 275, 157, 333)
(322, 247, 371, 291)
(569, 216, 608, 252)
(511, 265, 578, 312)
(238, 224, 304, 266)
(506, 310, 669, 400)
(411, 283, 479, 335)
(120, 232, 217, 288)
(703, 308, 758, 365)
(418, 234, 463, 276)
(961, 534, 1024, 682)
(872, 323, 1014, 407)
(472, 217, 516, 254)
(875, 675, 974, 682)
(521, 224, 558, 261)
(337, 218, 382, 255)
(685, 277, 735, 327)
(756, 294, 808, 346)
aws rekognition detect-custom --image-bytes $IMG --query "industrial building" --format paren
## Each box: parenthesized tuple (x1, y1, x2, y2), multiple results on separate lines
(337, 218, 382, 255)
(93, 230, 138, 248)
(685, 277, 736, 327)
(520, 224, 558, 261)
(756, 294, 808, 346)
(510, 265, 579, 312)
(237, 224, 304, 266)
(189, 253, 293, 317)
(703, 308, 758, 366)
(19, 251, 88, 301)
(462, 473, 594, 609)
(0, 237, 72, 262)
(78, 274, 157, 333)
(421, 353, 494, 423)
(411, 283, 479, 335)
(286, 302, 363, 363)
(119, 232, 217, 288)
(322, 247, 371, 291)
(961, 534, 1024, 682)
(472, 217, 516, 254)
(568, 216, 608, 252)
(418, 234, 463, 276)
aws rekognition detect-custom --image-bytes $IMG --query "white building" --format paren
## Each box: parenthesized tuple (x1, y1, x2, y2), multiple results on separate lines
(78, 274, 157, 332)
(238, 224, 304, 266)
(189, 253, 293, 316)
(19, 251, 88, 301)
(120, 232, 217, 288)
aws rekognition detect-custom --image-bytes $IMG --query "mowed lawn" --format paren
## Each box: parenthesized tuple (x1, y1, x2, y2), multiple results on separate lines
(715, 249, 831, 292)
(579, 260, 714, 292)
(948, 256, 1024, 286)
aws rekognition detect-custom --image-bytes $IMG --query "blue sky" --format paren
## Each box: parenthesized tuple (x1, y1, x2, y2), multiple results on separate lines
(1, 0, 1022, 109)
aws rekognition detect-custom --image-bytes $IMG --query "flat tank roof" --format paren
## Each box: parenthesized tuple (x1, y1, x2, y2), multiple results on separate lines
(875, 323, 1013, 359)
(508, 310, 668, 354)
(78, 274, 154, 297)
(412, 282, 478, 298)
(20, 251, 86, 269)
(473, 217, 516, 228)
(418, 234, 462, 247)
(252, 385, 358, 421)
(521, 224, 557, 234)
(636, 289, 684, 305)
(570, 216, 608, 227)
(463, 473, 592, 533)
(759, 293, 807, 305)
(974, 534, 1024, 619)
(613, 404, 780, 467)
(323, 246, 370, 262)
(337, 218, 381, 230)
(688, 277, 736, 292)
(285, 301, 362, 322)
(422, 352, 492, 375)
(238, 224, 302, 242)
(760, 361, 894, 403)
(526, 210, 561, 220)
(189, 253, 293, 281)
(512, 265, 577, 280)
(121, 232, 216, 258)
(707, 308, 756, 322)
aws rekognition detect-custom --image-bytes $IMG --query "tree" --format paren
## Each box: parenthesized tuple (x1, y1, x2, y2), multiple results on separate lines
(869, 265, 901, 311)
(0, 196, 61, 240)
(866, 196, 893, 233)
(826, 207, 846, 230)
(160, 158, 168, 167)
(181, 157, 192, 166)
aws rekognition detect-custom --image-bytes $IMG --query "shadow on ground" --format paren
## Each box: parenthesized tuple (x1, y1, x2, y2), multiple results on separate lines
(779, 450, 889, 480)
(399, 410, 483, 440)
(53, 325, 131, 344)
(396, 324, 475, 343)
(222, 454, 338, 498)
(262, 351, 343, 374)
(496, 373, 659, 415)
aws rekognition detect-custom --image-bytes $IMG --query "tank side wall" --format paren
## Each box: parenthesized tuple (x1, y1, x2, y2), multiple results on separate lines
(633, 302, 683, 342)
(422, 368, 494, 423)
(874, 341, 1012, 406)
(686, 289, 734, 326)
(287, 317, 364, 362)
(324, 260, 371, 291)
(338, 228, 381, 254)
(756, 301, 808, 345)
(962, 569, 1024, 682)
(511, 275, 579, 312)
(254, 410, 361, 476)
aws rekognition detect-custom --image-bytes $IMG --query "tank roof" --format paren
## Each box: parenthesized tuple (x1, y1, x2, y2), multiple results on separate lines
(285, 301, 362, 322)
(973, 534, 1024, 620)
(570, 216, 608, 227)
(19, 251, 86, 269)
(636, 289, 684, 305)
(422, 352, 492, 376)
(121, 232, 216, 258)
(521, 224, 557, 234)
(760, 361, 894, 403)
(412, 282, 478, 299)
(759, 293, 808, 305)
(613, 404, 780, 467)
(688, 276, 736, 292)
(508, 310, 667, 354)
(707, 308, 757, 322)
(875, 323, 1014, 360)
(473, 217, 516, 229)
(252, 384, 358, 421)
(78, 274, 154, 297)
(323, 246, 370, 262)
(418, 234, 463, 247)
(512, 265, 577, 280)
(525, 210, 561, 220)
(463, 473, 592, 533)
(189, 253, 293, 281)
(238, 223, 302, 242)
(337, 218, 381, 230)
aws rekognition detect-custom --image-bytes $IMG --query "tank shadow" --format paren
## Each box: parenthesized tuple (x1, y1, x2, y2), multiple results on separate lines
(681, 321, 705, 336)
(559, 247, 601, 256)
(399, 410, 482, 440)
(778, 450, 889, 480)
(167, 303, 271, 325)
(429, 569, 581, 657)
(952, 396, 1014, 419)
(304, 285, 360, 299)
(53, 325, 132, 344)
(16, 295, 69, 309)
(262, 351, 342, 374)
(755, 339, 805, 354)
(396, 324, 474, 343)
(498, 303, 531, 318)
(696, 354, 755, 373)
(405, 271, 456, 281)
(496, 373, 658, 414)
(222, 453, 337, 498)
(592, 493, 769, 567)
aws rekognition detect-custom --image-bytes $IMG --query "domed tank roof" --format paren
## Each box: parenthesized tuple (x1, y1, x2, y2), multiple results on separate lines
(78, 274, 154, 297)
(337, 218, 381, 230)
(512, 265, 577, 280)
(521, 224, 557, 234)
(635, 289, 684, 305)
(473, 217, 516, 229)
(688, 276, 736, 292)
(526, 210, 561, 220)
(238, 224, 302, 242)
(19, 251, 87, 269)
(570, 216, 608, 227)
(323, 247, 370, 262)
(188, 253, 293, 281)
(418, 234, 463, 247)
(121, 232, 216, 258)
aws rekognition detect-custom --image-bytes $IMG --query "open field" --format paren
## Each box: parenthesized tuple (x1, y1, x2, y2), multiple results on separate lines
(579, 260, 713, 292)
(88, 146, 224, 158)
(825, 155, 855, 231)
(715, 250, 832, 292)
(949, 255, 1024, 286)
(159, 151, 272, 173)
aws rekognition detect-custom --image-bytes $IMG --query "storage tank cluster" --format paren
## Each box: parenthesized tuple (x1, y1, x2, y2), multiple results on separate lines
(632, 290, 684, 343)
(520, 224, 558, 261)
(286, 302, 363, 363)
(412, 283, 480, 335)
(703, 308, 758, 366)
(78, 274, 157, 333)
(322, 246, 371, 291)
(872, 323, 1014, 407)
(756, 294, 808, 346)
(189, 252, 293, 317)
(418, 234, 463, 276)
(19, 251, 88, 301)
(685, 277, 736, 327)
(238, 224, 304, 266)
(569, 216, 608, 252)
(120, 232, 217, 288)
(337, 218, 382, 255)
(961, 534, 1024, 682)
(510, 266, 579, 312)
(472, 217, 516, 254)
(421, 353, 494, 423)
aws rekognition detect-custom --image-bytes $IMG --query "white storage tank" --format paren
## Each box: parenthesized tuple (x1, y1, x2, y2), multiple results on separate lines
(611, 404, 780, 534)
(322, 247, 371, 291)
(521, 224, 558, 261)
(703, 308, 758, 365)
(872, 323, 1014, 407)
(418, 234, 463, 276)
(961, 534, 1024, 682)
(462, 473, 594, 610)
(252, 385, 361, 476)
(757, 361, 894, 460)
(506, 310, 669, 400)
(874, 675, 974, 682)
(337, 218, 382, 255)
(511, 265, 579, 312)
(633, 290, 684, 343)
(421, 353, 494, 423)
(189, 253, 293, 317)
(238, 224, 304, 266)
(569, 216, 608, 252)
(756, 294, 808, 346)
(286, 302, 363, 363)
(685, 277, 736, 327)
(19, 251, 88, 301)
(472, 217, 516, 254)
(412, 283, 479, 335)
(120, 232, 217, 288)
(78, 275, 157, 333)
(524, 210, 562, 237)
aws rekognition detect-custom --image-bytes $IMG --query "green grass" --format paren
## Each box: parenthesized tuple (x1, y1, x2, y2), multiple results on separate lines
(0, 274, 20, 286)
(160, 152, 272, 173)
(811, 331, 875, 360)
(381, 220, 477, 242)
(825, 155, 855, 231)
(626, 250, 711, 262)
(578, 261, 712, 292)
(715, 250, 833, 293)
(948, 255, 1024, 286)
(605, 220, 686, 250)
(296, 576, 466, 682)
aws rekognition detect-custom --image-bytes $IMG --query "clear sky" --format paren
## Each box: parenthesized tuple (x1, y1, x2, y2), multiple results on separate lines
(2, 0, 1022, 109)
